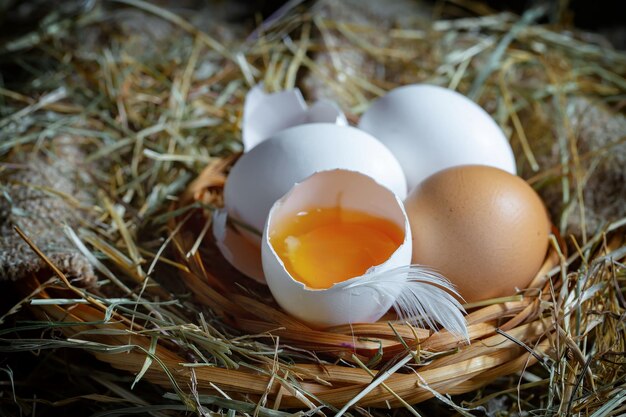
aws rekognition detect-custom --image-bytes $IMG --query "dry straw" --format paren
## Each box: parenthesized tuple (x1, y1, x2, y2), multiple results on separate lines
(0, 0, 624, 415)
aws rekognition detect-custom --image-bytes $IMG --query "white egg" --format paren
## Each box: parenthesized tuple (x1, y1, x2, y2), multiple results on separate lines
(261, 170, 412, 328)
(358, 84, 516, 190)
(224, 123, 407, 243)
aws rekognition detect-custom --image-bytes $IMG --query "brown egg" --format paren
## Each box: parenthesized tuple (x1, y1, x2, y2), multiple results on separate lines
(404, 165, 551, 303)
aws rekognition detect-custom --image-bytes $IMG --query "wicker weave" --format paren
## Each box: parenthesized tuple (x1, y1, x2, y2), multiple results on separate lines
(18, 159, 569, 409)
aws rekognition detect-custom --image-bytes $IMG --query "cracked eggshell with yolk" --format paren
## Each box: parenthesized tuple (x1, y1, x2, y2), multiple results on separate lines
(261, 169, 412, 328)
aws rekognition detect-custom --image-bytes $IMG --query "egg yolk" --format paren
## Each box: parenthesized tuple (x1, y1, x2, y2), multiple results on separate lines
(269, 207, 404, 289)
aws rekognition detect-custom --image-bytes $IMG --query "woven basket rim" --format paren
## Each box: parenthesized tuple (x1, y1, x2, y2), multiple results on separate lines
(19, 158, 567, 410)
(158, 159, 564, 407)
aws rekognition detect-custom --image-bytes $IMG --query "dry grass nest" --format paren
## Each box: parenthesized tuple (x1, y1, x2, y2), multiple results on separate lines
(0, 1, 625, 416)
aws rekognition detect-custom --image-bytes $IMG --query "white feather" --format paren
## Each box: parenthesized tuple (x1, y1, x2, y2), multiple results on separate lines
(345, 265, 469, 341)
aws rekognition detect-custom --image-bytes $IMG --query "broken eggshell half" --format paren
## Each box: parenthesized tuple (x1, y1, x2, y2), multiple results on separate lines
(242, 84, 347, 151)
(214, 123, 408, 283)
(261, 169, 412, 328)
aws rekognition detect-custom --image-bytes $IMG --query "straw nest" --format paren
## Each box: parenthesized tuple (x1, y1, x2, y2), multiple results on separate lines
(1, 0, 625, 415)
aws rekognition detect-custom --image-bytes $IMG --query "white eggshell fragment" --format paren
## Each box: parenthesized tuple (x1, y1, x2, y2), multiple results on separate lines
(358, 84, 516, 190)
(242, 85, 347, 151)
(223, 123, 408, 248)
(261, 169, 412, 328)
(211, 209, 265, 282)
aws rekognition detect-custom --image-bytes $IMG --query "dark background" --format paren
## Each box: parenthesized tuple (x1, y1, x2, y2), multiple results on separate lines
(0, 0, 624, 49)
